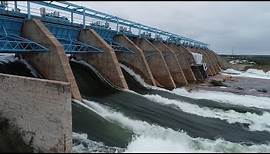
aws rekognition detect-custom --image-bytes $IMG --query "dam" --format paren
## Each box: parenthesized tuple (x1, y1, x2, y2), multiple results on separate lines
(2, 1, 265, 153)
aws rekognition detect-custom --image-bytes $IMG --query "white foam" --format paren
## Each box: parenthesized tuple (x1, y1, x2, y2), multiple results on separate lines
(120, 63, 174, 93)
(72, 132, 124, 153)
(120, 64, 270, 132)
(143, 94, 270, 132)
(172, 88, 270, 110)
(0, 55, 16, 64)
(222, 68, 242, 75)
(229, 59, 256, 65)
(222, 68, 270, 79)
(191, 52, 203, 65)
(81, 99, 270, 153)
(120, 63, 150, 88)
(20, 59, 42, 78)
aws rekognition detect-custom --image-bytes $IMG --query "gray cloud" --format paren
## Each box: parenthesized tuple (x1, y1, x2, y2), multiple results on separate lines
(75, 1, 270, 55)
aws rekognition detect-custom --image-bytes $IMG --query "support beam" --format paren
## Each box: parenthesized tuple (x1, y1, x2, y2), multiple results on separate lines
(21, 19, 82, 101)
(131, 37, 176, 89)
(113, 34, 156, 86)
(166, 43, 197, 83)
(76, 29, 128, 89)
(151, 40, 188, 87)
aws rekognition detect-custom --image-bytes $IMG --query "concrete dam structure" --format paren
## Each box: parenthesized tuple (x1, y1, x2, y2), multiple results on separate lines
(0, 1, 226, 152)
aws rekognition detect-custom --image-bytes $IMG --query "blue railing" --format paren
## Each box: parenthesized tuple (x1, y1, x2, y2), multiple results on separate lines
(1, 1, 208, 49)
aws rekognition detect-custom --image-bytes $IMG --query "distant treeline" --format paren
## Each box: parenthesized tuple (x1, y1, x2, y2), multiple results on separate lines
(220, 55, 270, 66)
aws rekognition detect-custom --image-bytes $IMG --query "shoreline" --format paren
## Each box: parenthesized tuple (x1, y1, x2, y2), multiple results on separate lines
(187, 74, 270, 98)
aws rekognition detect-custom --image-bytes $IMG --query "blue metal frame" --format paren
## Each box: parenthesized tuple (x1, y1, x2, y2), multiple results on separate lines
(108, 40, 134, 53)
(58, 38, 103, 54)
(30, 1, 208, 49)
(0, 1, 208, 53)
(91, 25, 134, 53)
(0, 15, 48, 53)
(44, 22, 103, 53)
(0, 34, 48, 53)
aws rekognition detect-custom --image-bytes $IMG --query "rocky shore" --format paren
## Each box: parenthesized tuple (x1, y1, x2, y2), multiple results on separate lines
(190, 74, 270, 98)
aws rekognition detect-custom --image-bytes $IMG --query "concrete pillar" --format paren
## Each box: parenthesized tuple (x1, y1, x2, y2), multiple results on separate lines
(131, 37, 176, 89)
(198, 48, 220, 74)
(191, 65, 205, 82)
(0, 73, 72, 153)
(186, 47, 215, 76)
(151, 40, 188, 87)
(207, 49, 228, 70)
(166, 43, 197, 83)
(196, 48, 217, 75)
(21, 19, 82, 101)
(205, 49, 222, 72)
(76, 29, 128, 89)
(113, 34, 156, 86)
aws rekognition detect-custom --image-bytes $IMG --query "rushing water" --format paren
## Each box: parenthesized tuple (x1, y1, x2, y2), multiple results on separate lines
(1, 56, 270, 153)
(70, 59, 270, 152)
(222, 68, 270, 79)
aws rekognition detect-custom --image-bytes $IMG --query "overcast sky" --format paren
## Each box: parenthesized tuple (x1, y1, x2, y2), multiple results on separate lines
(74, 1, 270, 55)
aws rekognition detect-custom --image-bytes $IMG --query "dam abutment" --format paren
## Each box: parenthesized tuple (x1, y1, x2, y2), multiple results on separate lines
(0, 73, 72, 153)
(151, 40, 188, 87)
(166, 43, 197, 83)
(21, 19, 82, 100)
(75, 29, 129, 89)
(131, 37, 176, 89)
(113, 34, 156, 86)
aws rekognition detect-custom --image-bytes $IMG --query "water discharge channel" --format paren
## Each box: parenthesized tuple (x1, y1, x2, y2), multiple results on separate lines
(1, 56, 270, 153)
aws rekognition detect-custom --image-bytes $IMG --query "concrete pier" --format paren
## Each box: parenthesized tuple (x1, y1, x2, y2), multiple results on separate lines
(166, 43, 197, 83)
(21, 19, 82, 101)
(151, 40, 188, 87)
(0, 73, 72, 153)
(186, 47, 215, 76)
(113, 34, 156, 86)
(205, 49, 222, 72)
(198, 48, 219, 74)
(75, 29, 128, 89)
(207, 49, 228, 70)
(131, 37, 176, 89)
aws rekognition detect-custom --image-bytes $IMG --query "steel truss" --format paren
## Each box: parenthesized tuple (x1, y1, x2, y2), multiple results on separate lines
(57, 38, 104, 54)
(0, 33, 48, 53)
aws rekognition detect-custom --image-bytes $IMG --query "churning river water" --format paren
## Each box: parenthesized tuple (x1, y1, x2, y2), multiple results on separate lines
(1, 55, 270, 153)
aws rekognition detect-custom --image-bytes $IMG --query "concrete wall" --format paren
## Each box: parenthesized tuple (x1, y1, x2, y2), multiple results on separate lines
(204, 49, 222, 72)
(21, 19, 82, 101)
(0, 73, 72, 153)
(198, 48, 220, 74)
(75, 29, 128, 89)
(113, 35, 156, 86)
(131, 37, 176, 89)
(186, 47, 215, 76)
(166, 43, 197, 83)
(191, 65, 206, 82)
(204, 49, 220, 74)
(151, 40, 188, 87)
(207, 49, 228, 70)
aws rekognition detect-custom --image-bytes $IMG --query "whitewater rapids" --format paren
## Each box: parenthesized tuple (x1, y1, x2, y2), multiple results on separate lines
(72, 99, 270, 153)
(72, 63, 270, 153)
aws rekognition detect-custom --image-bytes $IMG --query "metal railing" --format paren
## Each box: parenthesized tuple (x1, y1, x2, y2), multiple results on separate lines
(1, 1, 208, 49)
